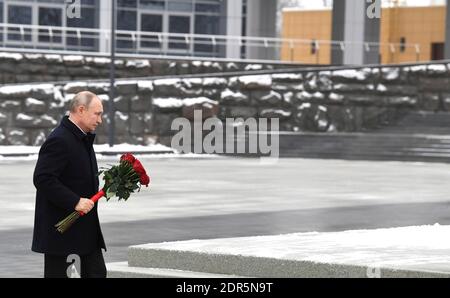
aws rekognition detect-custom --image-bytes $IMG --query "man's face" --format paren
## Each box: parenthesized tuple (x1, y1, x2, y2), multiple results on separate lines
(80, 98, 103, 132)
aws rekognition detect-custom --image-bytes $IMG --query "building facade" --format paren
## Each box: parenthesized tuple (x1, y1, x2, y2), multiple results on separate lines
(282, 5, 446, 65)
(0, 0, 277, 60)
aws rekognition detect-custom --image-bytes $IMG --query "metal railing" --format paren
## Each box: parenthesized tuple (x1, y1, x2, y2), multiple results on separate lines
(0, 23, 421, 64)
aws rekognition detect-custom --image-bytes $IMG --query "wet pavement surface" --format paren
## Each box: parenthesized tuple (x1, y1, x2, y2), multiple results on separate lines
(1, 156, 450, 277)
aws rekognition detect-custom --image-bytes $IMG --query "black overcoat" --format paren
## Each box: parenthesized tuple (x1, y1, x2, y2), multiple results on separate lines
(32, 115, 106, 255)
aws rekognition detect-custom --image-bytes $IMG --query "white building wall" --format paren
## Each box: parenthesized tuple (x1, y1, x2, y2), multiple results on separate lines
(343, 0, 365, 65)
(225, 0, 243, 59)
(99, 0, 112, 53)
(245, 0, 277, 60)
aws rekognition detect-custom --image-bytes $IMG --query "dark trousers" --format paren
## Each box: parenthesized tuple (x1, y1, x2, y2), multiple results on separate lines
(44, 249, 106, 278)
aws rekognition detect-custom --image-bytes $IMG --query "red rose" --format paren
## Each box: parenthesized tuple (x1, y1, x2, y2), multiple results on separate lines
(120, 153, 136, 165)
(132, 159, 146, 176)
(140, 174, 150, 186)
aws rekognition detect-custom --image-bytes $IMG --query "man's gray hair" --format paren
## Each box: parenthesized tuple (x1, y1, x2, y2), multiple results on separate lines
(69, 91, 98, 113)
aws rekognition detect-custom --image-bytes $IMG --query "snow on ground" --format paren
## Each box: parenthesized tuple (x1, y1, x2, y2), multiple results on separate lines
(0, 143, 173, 157)
(93, 143, 172, 153)
(0, 144, 224, 161)
(135, 223, 450, 271)
(0, 146, 40, 155)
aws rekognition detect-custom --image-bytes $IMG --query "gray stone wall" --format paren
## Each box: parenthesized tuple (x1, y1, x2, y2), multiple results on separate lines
(1, 62, 450, 146)
(0, 52, 295, 84)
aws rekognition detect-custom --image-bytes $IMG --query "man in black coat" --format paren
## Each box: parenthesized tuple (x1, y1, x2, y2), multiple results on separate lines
(32, 91, 106, 278)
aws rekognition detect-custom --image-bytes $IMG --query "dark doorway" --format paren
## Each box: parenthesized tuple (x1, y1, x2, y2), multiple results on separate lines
(431, 42, 444, 60)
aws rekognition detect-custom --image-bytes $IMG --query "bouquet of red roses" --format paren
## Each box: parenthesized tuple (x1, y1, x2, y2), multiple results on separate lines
(55, 153, 150, 234)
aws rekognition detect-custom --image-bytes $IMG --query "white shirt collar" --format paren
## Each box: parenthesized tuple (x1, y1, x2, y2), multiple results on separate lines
(68, 117, 87, 135)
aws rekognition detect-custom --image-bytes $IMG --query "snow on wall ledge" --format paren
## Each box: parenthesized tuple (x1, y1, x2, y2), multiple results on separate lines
(0, 52, 284, 85)
(1, 62, 450, 146)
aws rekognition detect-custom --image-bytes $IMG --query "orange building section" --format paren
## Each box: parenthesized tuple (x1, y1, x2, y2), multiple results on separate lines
(281, 9, 332, 64)
(281, 6, 446, 64)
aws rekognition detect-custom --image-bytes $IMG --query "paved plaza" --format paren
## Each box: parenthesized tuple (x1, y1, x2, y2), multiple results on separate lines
(1, 156, 450, 277)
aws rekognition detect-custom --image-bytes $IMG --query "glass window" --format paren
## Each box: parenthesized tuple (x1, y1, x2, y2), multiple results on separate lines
(67, 7, 97, 47)
(117, 10, 137, 49)
(139, 0, 164, 10)
(67, 7, 96, 28)
(0, 2, 3, 42)
(168, 1, 192, 12)
(118, 0, 137, 8)
(194, 15, 219, 35)
(38, 0, 67, 3)
(140, 13, 162, 48)
(194, 15, 219, 53)
(38, 7, 63, 43)
(40, 0, 97, 5)
(7, 5, 32, 41)
(8, 5, 32, 24)
(195, 3, 220, 14)
(117, 10, 137, 30)
(169, 15, 190, 50)
(80, 0, 96, 5)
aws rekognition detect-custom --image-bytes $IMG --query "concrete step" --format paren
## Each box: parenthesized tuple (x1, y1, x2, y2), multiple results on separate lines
(107, 262, 244, 278)
(123, 228, 450, 278)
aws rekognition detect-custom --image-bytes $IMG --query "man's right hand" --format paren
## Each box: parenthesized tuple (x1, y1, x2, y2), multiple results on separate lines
(75, 198, 94, 214)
